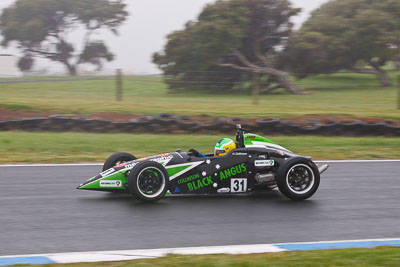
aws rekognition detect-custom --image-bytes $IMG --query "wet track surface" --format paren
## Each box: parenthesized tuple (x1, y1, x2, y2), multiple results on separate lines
(1, 161, 400, 256)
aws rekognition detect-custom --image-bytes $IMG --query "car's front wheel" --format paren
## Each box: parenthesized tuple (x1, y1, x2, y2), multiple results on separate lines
(128, 161, 169, 202)
(102, 152, 137, 171)
(277, 157, 320, 201)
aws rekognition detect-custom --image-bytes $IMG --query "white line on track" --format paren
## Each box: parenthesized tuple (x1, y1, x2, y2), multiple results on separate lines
(276, 237, 400, 245)
(1, 238, 400, 265)
(315, 159, 400, 163)
(0, 159, 399, 167)
(0, 163, 103, 167)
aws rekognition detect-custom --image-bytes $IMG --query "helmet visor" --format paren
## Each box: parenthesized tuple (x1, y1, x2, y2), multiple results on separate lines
(214, 149, 226, 156)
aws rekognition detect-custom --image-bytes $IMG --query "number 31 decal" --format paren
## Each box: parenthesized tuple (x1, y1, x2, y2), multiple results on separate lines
(231, 178, 247, 193)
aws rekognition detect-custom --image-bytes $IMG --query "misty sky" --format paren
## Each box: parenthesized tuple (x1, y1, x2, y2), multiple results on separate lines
(0, 0, 328, 74)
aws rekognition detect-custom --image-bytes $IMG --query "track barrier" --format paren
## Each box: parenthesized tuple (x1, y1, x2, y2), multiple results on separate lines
(0, 114, 398, 136)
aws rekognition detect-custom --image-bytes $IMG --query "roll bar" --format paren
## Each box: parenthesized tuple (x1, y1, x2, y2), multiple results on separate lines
(235, 124, 246, 148)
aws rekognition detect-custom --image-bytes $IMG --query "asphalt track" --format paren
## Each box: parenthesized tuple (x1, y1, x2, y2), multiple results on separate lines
(1, 161, 400, 256)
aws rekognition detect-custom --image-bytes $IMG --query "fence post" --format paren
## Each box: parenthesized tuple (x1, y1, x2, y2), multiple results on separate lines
(252, 72, 260, 105)
(116, 69, 123, 102)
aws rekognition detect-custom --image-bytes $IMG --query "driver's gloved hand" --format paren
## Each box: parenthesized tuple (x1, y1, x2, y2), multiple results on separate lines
(188, 149, 199, 156)
(189, 149, 206, 158)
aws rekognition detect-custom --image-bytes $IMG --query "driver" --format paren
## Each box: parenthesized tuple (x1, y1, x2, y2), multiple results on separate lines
(189, 137, 237, 158)
(214, 138, 236, 157)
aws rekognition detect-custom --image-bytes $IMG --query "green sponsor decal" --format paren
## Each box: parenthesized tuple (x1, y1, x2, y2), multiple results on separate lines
(182, 163, 247, 192)
(177, 173, 200, 184)
(187, 176, 213, 192)
(171, 163, 247, 192)
(177, 173, 213, 192)
(220, 163, 247, 180)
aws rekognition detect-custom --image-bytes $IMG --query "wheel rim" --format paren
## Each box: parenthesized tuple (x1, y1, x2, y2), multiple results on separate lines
(286, 164, 315, 194)
(136, 167, 166, 198)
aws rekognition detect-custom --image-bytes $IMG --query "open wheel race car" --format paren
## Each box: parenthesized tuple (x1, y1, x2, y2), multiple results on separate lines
(77, 125, 329, 202)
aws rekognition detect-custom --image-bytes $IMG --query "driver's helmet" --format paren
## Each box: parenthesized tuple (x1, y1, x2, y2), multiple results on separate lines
(214, 138, 236, 157)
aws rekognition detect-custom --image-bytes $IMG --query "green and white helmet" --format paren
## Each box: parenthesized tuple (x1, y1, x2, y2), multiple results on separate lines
(214, 138, 236, 157)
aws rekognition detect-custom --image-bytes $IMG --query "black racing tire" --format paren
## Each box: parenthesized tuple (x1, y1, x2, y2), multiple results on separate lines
(102, 152, 137, 171)
(277, 157, 320, 201)
(128, 161, 169, 202)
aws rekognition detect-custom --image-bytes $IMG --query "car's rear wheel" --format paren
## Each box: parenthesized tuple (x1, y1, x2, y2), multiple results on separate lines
(102, 152, 137, 171)
(277, 157, 320, 201)
(128, 161, 169, 202)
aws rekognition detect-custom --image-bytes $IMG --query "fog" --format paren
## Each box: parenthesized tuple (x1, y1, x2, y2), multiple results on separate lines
(0, 0, 328, 74)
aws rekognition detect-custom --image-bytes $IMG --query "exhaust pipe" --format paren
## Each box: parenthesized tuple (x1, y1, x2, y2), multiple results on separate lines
(255, 173, 275, 183)
(318, 164, 329, 174)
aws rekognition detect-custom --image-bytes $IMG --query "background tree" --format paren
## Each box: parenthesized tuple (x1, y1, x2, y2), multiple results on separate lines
(17, 54, 34, 72)
(0, 0, 128, 75)
(153, 0, 304, 94)
(282, 0, 400, 87)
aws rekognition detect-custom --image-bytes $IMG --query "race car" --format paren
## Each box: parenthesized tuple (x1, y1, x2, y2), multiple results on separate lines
(77, 125, 329, 202)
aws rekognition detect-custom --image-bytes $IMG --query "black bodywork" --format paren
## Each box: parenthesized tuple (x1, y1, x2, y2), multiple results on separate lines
(167, 147, 291, 195)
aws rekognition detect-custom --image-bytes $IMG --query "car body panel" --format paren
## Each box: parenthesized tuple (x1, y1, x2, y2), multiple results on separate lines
(78, 146, 291, 195)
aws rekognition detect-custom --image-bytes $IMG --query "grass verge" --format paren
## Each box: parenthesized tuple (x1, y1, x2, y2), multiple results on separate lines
(20, 246, 400, 267)
(0, 132, 399, 163)
(0, 71, 399, 119)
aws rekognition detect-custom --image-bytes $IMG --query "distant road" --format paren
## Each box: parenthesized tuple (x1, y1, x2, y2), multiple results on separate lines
(0, 161, 399, 256)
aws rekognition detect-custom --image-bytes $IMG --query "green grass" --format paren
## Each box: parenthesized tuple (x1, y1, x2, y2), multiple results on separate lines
(18, 247, 400, 267)
(0, 71, 399, 119)
(0, 132, 399, 163)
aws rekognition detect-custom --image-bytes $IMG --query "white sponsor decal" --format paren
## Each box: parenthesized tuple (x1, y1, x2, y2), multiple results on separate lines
(151, 155, 173, 166)
(255, 160, 275, 167)
(100, 180, 122, 188)
(217, 187, 230, 193)
(232, 152, 247, 156)
(100, 168, 115, 177)
(124, 162, 138, 169)
(231, 178, 247, 193)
